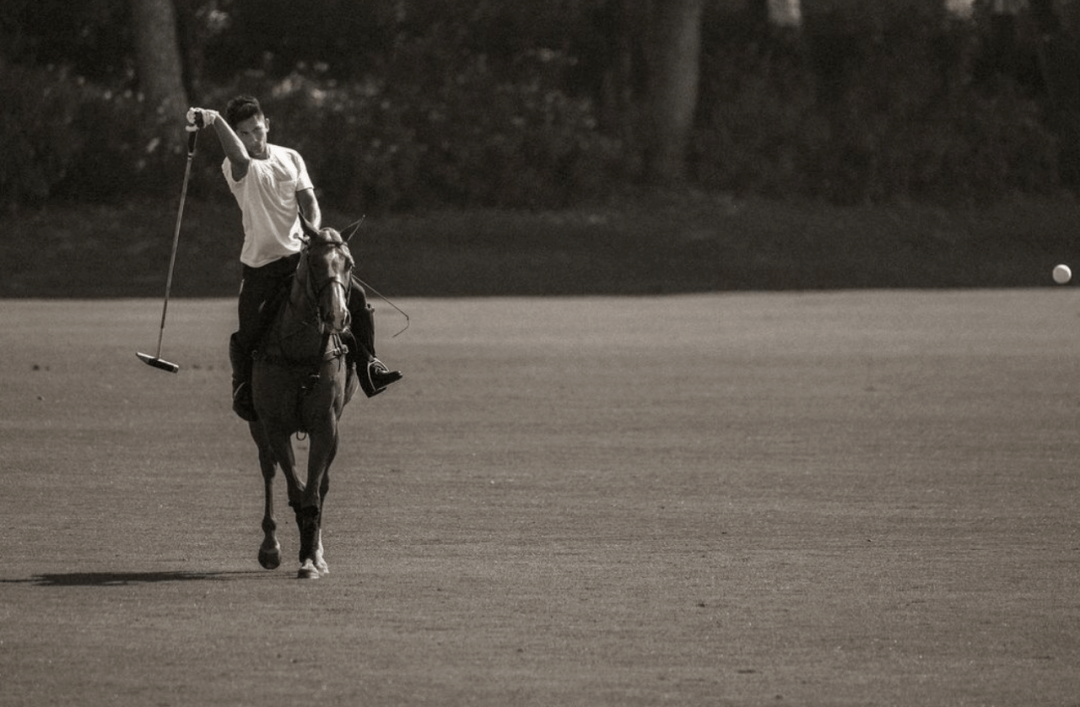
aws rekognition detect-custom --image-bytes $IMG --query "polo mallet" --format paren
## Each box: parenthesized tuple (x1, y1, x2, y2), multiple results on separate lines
(137, 128, 198, 373)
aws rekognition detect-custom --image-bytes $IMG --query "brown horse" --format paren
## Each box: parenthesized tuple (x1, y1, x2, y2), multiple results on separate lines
(248, 217, 361, 579)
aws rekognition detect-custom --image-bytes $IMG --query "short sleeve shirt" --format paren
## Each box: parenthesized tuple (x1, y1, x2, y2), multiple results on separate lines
(222, 144, 315, 268)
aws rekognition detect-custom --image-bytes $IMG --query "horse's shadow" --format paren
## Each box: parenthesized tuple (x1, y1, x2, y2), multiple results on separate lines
(4, 571, 262, 587)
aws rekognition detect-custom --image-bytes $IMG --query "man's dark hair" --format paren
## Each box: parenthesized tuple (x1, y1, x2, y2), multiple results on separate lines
(226, 95, 263, 129)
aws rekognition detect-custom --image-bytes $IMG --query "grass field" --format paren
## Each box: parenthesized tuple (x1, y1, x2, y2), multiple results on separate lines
(2, 194, 1079, 298)
(1, 292, 1078, 706)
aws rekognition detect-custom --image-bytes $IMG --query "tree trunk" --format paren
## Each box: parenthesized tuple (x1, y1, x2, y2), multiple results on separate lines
(172, 0, 205, 102)
(130, 0, 188, 122)
(643, 0, 705, 184)
(768, 0, 802, 27)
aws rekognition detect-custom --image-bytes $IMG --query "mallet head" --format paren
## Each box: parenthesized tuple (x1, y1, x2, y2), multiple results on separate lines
(137, 352, 180, 373)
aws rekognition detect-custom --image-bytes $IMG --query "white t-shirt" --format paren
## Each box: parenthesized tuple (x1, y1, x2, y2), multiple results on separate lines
(222, 144, 315, 268)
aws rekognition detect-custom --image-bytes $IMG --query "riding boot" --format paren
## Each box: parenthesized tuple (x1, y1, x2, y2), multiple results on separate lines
(229, 332, 258, 422)
(347, 303, 402, 398)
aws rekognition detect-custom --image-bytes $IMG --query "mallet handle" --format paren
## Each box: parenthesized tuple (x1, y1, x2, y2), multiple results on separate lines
(155, 131, 198, 357)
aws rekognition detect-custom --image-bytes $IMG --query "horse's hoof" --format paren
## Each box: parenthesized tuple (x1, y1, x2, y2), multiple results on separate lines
(259, 540, 282, 570)
(259, 548, 281, 570)
(297, 560, 321, 579)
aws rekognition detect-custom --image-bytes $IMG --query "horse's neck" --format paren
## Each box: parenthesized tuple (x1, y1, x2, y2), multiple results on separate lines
(268, 274, 325, 359)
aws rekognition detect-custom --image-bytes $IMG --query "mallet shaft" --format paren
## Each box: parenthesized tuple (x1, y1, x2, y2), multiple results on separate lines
(154, 130, 198, 357)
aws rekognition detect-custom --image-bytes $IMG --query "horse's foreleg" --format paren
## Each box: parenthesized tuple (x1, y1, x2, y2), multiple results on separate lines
(314, 468, 331, 575)
(295, 421, 338, 578)
(258, 478, 282, 570)
(293, 471, 330, 577)
(311, 467, 331, 576)
(296, 504, 322, 579)
(250, 423, 282, 570)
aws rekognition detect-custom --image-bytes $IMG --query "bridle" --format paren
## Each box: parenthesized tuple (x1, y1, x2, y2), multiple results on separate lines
(296, 235, 354, 336)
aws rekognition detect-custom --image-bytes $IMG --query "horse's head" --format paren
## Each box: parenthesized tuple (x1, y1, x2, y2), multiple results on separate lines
(298, 215, 358, 334)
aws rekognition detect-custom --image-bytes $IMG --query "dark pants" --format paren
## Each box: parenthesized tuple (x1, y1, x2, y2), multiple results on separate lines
(236, 254, 301, 355)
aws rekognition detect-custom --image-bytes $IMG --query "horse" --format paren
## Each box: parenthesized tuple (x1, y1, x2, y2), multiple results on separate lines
(247, 216, 361, 580)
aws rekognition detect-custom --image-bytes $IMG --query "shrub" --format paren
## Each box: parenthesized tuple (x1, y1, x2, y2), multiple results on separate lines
(0, 61, 218, 210)
(692, 11, 1060, 204)
(0, 4, 1071, 211)
(205, 42, 625, 213)
(0, 63, 83, 209)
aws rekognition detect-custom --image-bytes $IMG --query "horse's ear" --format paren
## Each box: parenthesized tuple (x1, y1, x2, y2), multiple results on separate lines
(298, 211, 320, 239)
(341, 216, 365, 244)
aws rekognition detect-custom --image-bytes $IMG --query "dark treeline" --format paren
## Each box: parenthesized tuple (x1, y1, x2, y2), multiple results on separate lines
(2, 0, 1078, 213)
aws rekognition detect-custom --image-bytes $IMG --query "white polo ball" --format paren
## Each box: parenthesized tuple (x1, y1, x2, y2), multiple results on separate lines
(1053, 264, 1071, 285)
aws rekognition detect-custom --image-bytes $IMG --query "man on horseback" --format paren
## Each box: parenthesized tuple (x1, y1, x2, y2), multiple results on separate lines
(186, 95, 402, 422)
